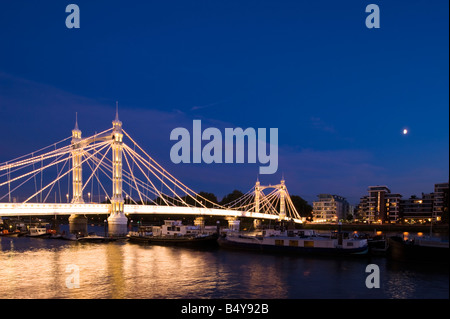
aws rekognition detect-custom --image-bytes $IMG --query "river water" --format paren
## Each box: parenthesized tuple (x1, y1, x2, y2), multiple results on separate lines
(0, 226, 448, 299)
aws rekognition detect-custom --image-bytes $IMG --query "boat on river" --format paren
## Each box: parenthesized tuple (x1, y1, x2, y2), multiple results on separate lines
(77, 232, 117, 242)
(218, 228, 368, 256)
(388, 235, 449, 264)
(128, 220, 219, 247)
(0, 229, 21, 237)
(61, 232, 78, 241)
(27, 226, 51, 238)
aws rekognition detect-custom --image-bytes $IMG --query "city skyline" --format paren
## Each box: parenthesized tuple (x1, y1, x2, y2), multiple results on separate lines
(0, 0, 448, 205)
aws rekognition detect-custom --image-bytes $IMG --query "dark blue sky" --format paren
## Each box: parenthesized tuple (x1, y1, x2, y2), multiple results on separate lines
(0, 0, 448, 204)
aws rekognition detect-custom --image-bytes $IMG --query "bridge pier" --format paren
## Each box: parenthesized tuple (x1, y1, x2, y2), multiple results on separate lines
(107, 213, 128, 237)
(253, 219, 262, 229)
(194, 216, 205, 232)
(68, 214, 87, 236)
(226, 217, 240, 231)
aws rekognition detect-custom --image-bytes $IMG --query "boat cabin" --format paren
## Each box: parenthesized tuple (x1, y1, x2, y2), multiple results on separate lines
(261, 228, 318, 238)
(160, 220, 202, 236)
(29, 226, 47, 236)
(131, 220, 217, 238)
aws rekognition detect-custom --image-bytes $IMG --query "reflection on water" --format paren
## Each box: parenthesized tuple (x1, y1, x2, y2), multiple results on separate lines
(0, 236, 448, 299)
(384, 271, 418, 299)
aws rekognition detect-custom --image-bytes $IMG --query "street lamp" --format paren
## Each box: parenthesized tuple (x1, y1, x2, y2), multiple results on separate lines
(66, 194, 69, 203)
(88, 192, 91, 203)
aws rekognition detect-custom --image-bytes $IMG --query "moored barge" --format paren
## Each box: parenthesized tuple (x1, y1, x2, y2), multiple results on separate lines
(128, 220, 219, 247)
(388, 235, 449, 264)
(218, 228, 368, 256)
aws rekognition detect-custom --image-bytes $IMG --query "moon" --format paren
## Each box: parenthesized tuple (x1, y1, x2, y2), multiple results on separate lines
(403, 129, 408, 135)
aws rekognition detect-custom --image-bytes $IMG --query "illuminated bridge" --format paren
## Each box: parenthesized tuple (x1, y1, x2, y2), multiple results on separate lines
(0, 105, 303, 235)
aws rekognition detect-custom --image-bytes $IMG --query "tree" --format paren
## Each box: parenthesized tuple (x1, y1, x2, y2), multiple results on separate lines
(175, 191, 219, 207)
(289, 195, 313, 219)
(220, 190, 244, 206)
(197, 191, 219, 208)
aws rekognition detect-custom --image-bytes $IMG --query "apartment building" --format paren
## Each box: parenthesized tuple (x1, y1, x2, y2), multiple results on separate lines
(401, 193, 434, 223)
(433, 182, 449, 221)
(367, 185, 390, 223)
(356, 182, 448, 224)
(313, 194, 349, 222)
(385, 193, 402, 223)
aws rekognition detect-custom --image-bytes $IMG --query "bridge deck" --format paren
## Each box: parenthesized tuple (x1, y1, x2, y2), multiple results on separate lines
(0, 203, 302, 223)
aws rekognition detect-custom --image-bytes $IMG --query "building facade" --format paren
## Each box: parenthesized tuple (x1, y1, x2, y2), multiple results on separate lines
(355, 195, 369, 221)
(385, 193, 402, 223)
(433, 182, 449, 221)
(313, 194, 349, 222)
(357, 186, 402, 223)
(401, 193, 434, 223)
(356, 182, 448, 224)
(367, 186, 390, 223)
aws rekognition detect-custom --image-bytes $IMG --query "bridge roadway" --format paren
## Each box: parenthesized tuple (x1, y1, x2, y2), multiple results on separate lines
(0, 203, 302, 223)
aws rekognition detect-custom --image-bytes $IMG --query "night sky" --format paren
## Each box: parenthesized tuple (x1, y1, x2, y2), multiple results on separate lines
(0, 0, 448, 205)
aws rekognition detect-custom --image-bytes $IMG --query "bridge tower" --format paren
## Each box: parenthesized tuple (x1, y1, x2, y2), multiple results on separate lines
(68, 114, 88, 235)
(255, 180, 260, 214)
(279, 179, 286, 220)
(107, 105, 128, 236)
(253, 179, 288, 221)
(71, 114, 84, 204)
